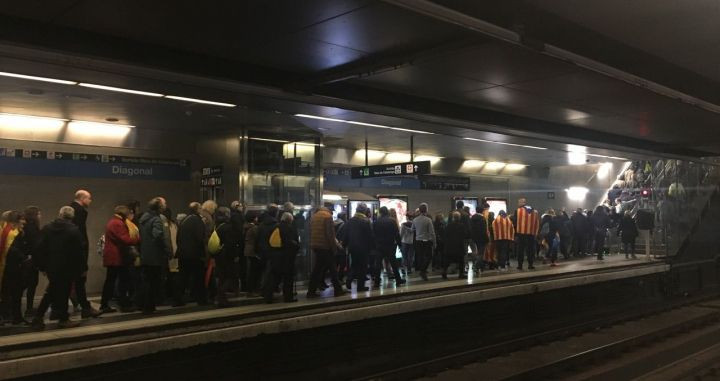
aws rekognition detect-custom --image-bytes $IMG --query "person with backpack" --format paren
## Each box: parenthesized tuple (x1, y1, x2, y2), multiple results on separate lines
(100, 205, 139, 313)
(174, 203, 208, 306)
(257, 204, 297, 303)
(213, 207, 240, 308)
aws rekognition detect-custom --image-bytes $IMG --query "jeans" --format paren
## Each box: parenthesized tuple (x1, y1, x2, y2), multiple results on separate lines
(400, 243, 414, 272)
(100, 266, 131, 308)
(308, 249, 342, 293)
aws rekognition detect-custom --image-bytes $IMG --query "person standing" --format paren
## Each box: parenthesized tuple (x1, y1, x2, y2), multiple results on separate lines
(138, 197, 171, 314)
(492, 210, 515, 271)
(590, 206, 612, 260)
(279, 212, 299, 302)
(372, 207, 406, 287)
(31, 207, 85, 329)
(100, 206, 139, 313)
(342, 203, 375, 292)
(174, 203, 208, 306)
(617, 211, 639, 259)
(412, 203, 436, 281)
(442, 211, 467, 279)
(213, 207, 240, 307)
(470, 205, 490, 272)
(432, 213, 446, 270)
(571, 208, 588, 257)
(69, 190, 102, 318)
(512, 198, 540, 270)
(21, 207, 41, 318)
(230, 201, 247, 293)
(400, 212, 415, 275)
(243, 211, 262, 297)
(1, 211, 26, 324)
(334, 212, 348, 283)
(307, 203, 345, 298)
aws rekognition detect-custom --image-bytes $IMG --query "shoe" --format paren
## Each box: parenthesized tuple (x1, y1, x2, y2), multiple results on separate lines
(597, 257, 605, 261)
(357, 286, 369, 292)
(306, 292, 320, 299)
(100, 306, 117, 314)
(24, 308, 35, 318)
(458, 274, 465, 279)
(12, 318, 30, 326)
(283, 298, 298, 303)
(528, 266, 536, 270)
(49, 310, 59, 321)
(625, 255, 629, 259)
(141, 308, 156, 315)
(318, 283, 329, 291)
(420, 272, 429, 281)
(216, 302, 231, 308)
(171, 302, 186, 307)
(632, 255, 638, 259)
(550, 262, 558, 267)
(81, 307, 103, 319)
(395, 278, 407, 286)
(31, 318, 45, 331)
(119, 306, 137, 313)
(441, 274, 448, 280)
(517, 266, 523, 270)
(57, 319, 80, 329)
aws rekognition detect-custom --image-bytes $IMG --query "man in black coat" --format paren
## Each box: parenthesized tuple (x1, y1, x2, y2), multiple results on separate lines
(342, 203, 375, 292)
(470, 205, 490, 271)
(570, 208, 589, 257)
(69, 189, 101, 318)
(372, 206, 405, 287)
(31, 206, 85, 329)
(174, 204, 208, 306)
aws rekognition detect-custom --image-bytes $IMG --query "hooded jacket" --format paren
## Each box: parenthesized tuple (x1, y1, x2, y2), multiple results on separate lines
(139, 211, 169, 266)
(342, 212, 375, 255)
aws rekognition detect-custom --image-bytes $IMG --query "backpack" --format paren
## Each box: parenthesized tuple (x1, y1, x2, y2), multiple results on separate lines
(207, 223, 224, 255)
(269, 225, 282, 248)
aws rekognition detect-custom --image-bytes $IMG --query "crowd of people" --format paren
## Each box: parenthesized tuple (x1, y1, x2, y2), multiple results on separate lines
(0, 190, 641, 331)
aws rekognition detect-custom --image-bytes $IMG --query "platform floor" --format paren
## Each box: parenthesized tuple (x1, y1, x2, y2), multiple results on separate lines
(1, 254, 659, 337)
(0, 254, 668, 380)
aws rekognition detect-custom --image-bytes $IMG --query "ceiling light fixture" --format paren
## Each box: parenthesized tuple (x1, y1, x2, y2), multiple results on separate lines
(485, 161, 507, 170)
(0, 113, 67, 130)
(0, 71, 77, 85)
(505, 163, 527, 171)
(68, 120, 134, 138)
(165, 95, 236, 107)
(249, 137, 289, 143)
(566, 186, 590, 201)
(294, 114, 434, 134)
(463, 137, 547, 150)
(586, 153, 630, 161)
(79, 83, 164, 97)
(597, 162, 613, 180)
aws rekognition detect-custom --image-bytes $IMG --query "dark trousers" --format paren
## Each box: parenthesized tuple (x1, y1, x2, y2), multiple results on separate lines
(308, 249, 341, 293)
(348, 250, 369, 289)
(400, 243, 414, 272)
(35, 273, 73, 322)
(139, 266, 162, 312)
(335, 252, 347, 282)
(22, 264, 39, 312)
(516, 234, 535, 268)
(594, 231, 606, 258)
(245, 256, 263, 294)
(262, 252, 294, 302)
(415, 240, 433, 274)
(175, 257, 207, 305)
(373, 247, 402, 284)
(442, 252, 464, 277)
(1, 267, 21, 321)
(495, 240, 511, 268)
(623, 241, 636, 257)
(100, 266, 131, 308)
(74, 274, 92, 310)
(572, 234, 586, 256)
(215, 254, 236, 305)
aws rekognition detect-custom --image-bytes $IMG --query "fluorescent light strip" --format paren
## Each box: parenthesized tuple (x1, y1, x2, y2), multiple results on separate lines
(70, 120, 135, 128)
(0, 71, 77, 85)
(249, 137, 289, 143)
(79, 83, 164, 97)
(0, 113, 68, 122)
(586, 153, 630, 161)
(295, 114, 435, 135)
(463, 137, 547, 150)
(165, 95, 236, 107)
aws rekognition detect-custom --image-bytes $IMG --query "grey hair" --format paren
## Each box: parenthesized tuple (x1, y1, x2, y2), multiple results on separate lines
(59, 206, 75, 220)
(202, 200, 218, 214)
(283, 202, 294, 212)
(281, 212, 294, 223)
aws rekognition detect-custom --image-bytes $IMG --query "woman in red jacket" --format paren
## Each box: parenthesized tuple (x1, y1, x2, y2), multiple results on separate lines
(100, 205, 140, 313)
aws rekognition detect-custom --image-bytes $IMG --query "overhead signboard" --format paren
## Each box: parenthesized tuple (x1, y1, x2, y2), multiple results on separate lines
(350, 161, 430, 179)
(420, 175, 470, 191)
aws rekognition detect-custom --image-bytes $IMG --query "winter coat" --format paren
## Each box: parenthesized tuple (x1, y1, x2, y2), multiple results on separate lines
(310, 207, 336, 252)
(342, 213, 375, 256)
(590, 212, 612, 235)
(139, 211, 170, 266)
(617, 216, 639, 243)
(256, 215, 280, 256)
(176, 212, 205, 260)
(35, 218, 85, 277)
(571, 212, 589, 236)
(373, 216, 401, 253)
(243, 222, 258, 258)
(444, 220, 468, 260)
(70, 201, 89, 258)
(103, 215, 140, 267)
(470, 213, 489, 245)
(400, 221, 414, 244)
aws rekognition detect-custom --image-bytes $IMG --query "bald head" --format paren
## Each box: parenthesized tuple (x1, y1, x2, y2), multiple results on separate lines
(74, 189, 92, 207)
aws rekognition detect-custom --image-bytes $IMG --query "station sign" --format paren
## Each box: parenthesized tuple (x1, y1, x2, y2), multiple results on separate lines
(350, 161, 430, 179)
(419, 175, 470, 191)
(201, 165, 223, 186)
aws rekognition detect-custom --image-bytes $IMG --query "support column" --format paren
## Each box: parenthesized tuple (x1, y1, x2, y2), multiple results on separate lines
(314, 135, 324, 207)
(239, 128, 249, 205)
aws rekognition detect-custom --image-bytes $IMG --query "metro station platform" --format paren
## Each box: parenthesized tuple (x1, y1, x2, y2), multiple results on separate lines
(0, 255, 668, 380)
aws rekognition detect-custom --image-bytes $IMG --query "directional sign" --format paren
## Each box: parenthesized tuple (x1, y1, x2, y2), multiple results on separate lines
(350, 161, 430, 179)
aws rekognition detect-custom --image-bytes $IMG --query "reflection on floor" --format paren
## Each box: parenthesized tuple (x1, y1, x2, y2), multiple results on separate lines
(0, 254, 658, 337)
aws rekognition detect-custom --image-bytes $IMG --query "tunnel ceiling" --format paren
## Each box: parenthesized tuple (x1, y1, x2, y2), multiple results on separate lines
(0, 0, 718, 158)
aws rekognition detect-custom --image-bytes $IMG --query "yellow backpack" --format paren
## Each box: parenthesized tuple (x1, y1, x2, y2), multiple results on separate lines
(207, 224, 224, 255)
(268, 226, 283, 248)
